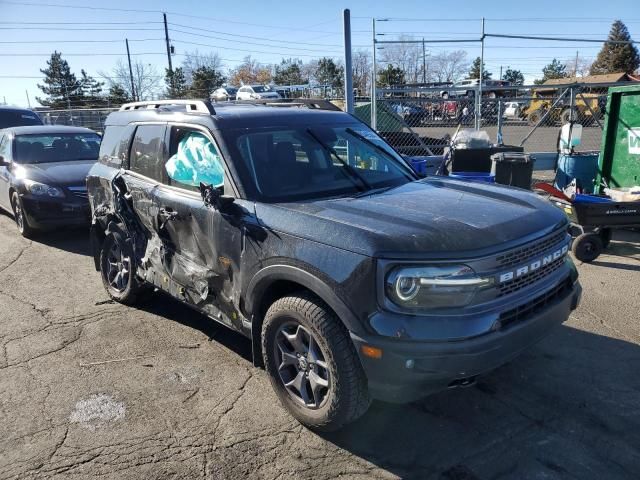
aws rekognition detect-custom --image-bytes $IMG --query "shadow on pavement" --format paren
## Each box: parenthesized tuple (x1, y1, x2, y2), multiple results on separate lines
(136, 290, 253, 363)
(320, 324, 640, 479)
(32, 227, 92, 256)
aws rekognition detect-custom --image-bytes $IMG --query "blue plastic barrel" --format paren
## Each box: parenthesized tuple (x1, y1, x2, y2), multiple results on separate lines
(449, 171, 496, 183)
(405, 155, 444, 176)
(555, 152, 599, 193)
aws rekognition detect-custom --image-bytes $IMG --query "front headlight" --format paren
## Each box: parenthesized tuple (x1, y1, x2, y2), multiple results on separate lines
(24, 180, 65, 198)
(385, 264, 494, 310)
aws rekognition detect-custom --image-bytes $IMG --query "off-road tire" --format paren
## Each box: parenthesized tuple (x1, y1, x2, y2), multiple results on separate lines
(11, 191, 36, 239)
(572, 232, 603, 263)
(262, 292, 371, 431)
(99, 229, 144, 305)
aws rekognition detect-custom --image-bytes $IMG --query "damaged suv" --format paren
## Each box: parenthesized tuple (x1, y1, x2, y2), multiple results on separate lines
(87, 99, 581, 430)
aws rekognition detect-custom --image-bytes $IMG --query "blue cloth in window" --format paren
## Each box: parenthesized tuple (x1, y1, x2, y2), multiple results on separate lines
(165, 132, 224, 187)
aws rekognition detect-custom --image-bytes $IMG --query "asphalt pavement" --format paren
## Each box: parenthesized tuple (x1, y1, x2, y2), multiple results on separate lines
(0, 212, 639, 480)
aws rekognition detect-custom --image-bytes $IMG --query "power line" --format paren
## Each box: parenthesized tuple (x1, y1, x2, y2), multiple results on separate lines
(0, 27, 162, 31)
(0, 38, 165, 44)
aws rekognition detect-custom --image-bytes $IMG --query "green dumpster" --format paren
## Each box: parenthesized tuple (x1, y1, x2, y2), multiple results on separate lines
(597, 84, 640, 191)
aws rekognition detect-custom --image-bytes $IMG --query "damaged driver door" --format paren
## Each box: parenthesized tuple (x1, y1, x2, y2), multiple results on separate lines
(153, 124, 244, 330)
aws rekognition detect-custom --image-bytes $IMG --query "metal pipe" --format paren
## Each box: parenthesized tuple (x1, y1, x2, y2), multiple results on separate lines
(343, 9, 354, 114)
(476, 17, 485, 130)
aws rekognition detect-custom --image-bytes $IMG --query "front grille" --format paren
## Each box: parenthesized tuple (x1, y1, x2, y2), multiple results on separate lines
(498, 256, 566, 297)
(496, 230, 567, 268)
(498, 277, 572, 330)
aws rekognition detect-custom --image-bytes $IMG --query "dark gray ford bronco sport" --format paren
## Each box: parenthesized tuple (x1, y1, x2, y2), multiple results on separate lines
(87, 99, 581, 430)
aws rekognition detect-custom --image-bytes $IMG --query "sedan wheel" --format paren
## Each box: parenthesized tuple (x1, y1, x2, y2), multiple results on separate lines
(105, 241, 131, 292)
(11, 192, 35, 238)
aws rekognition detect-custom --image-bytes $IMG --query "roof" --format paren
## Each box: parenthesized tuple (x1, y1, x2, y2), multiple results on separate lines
(542, 72, 637, 86)
(1, 125, 97, 135)
(106, 103, 353, 129)
(0, 105, 37, 112)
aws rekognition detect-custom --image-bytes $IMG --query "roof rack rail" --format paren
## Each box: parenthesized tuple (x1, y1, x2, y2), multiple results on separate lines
(221, 98, 341, 112)
(119, 99, 215, 114)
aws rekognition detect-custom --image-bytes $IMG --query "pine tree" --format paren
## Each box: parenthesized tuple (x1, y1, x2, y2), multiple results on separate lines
(534, 59, 567, 84)
(590, 20, 640, 75)
(273, 58, 306, 85)
(468, 57, 492, 80)
(107, 84, 130, 106)
(315, 58, 344, 88)
(165, 68, 188, 99)
(189, 66, 225, 98)
(377, 64, 405, 87)
(36, 51, 82, 109)
(79, 69, 106, 107)
(502, 67, 524, 86)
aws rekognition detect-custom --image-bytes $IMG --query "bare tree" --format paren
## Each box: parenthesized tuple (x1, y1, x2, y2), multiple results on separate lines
(565, 55, 593, 78)
(352, 50, 371, 95)
(379, 36, 422, 84)
(181, 50, 224, 83)
(431, 50, 469, 83)
(100, 59, 162, 101)
(228, 56, 272, 85)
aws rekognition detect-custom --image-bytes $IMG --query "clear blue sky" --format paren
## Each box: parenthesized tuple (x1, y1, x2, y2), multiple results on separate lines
(1, 0, 639, 107)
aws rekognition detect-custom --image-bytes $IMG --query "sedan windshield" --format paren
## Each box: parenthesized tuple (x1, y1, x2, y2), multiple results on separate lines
(15, 133, 101, 164)
(225, 123, 416, 202)
(252, 86, 271, 93)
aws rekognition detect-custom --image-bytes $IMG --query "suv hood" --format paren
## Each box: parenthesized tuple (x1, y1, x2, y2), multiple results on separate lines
(255, 178, 567, 258)
(16, 160, 96, 187)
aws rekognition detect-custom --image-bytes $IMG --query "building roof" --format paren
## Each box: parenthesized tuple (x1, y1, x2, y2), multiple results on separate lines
(542, 72, 637, 86)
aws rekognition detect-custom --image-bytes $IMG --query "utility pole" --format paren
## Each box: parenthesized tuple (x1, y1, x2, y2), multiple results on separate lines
(422, 38, 427, 84)
(343, 9, 354, 114)
(163, 13, 173, 73)
(476, 17, 485, 130)
(25, 90, 31, 108)
(126, 39, 136, 101)
(371, 18, 377, 129)
(574, 50, 579, 77)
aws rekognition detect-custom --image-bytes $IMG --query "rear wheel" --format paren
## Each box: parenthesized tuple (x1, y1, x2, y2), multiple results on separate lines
(99, 229, 144, 304)
(262, 293, 370, 431)
(528, 109, 545, 126)
(572, 232, 603, 262)
(560, 108, 577, 124)
(11, 191, 36, 239)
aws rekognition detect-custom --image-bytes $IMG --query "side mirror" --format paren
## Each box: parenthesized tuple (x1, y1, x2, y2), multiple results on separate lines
(200, 182, 235, 211)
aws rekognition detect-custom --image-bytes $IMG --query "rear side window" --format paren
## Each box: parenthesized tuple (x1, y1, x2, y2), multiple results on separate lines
(99, 125, 127, 167)
(129, 125, 166, 182)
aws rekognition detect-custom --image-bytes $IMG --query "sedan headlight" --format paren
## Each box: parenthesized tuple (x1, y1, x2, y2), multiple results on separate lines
(24, 180, 65, 198)
(385, 265, 494, 310)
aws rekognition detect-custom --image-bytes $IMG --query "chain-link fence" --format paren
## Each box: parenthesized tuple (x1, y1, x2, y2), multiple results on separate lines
(36, 107, 118, 133)
(356, 81, 622, 157)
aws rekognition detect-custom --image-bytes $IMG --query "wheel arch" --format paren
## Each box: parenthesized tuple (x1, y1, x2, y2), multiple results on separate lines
(245, 265, 365, 368)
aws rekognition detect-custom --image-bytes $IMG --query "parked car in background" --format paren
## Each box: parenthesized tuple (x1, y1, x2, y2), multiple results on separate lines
(236, 85, 281, 100)
(211, 86, 238, 101)
(440, 79, 511, 99)
(0, 125, 100, 237)
(0, 106, 43, 129)
(503, 102, 524, 120)
(388, 101, 425, 125)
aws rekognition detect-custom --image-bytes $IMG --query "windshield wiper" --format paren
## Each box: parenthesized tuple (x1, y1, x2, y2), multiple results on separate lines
(305, 128, 371, 192)
(352, 185, 396, 199)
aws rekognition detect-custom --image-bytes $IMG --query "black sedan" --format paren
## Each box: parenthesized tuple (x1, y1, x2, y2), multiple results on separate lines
(0, 125, 101, 237)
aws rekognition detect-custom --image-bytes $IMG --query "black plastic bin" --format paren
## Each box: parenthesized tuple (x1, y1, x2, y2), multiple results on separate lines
(491, 152, 534, 189)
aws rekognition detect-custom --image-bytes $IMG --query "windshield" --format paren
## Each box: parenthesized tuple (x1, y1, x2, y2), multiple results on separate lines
(252, 85, 271, 93)
(225, 87, 238, 94)
(224, 123, 416, 202)
(15, 133, 101, 164)
(0, 110, 42, 129)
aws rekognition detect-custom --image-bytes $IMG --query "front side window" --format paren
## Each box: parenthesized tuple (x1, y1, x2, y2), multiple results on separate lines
(0, 110, 42, 129)
(165, 127, 224, 191)
(14, 133, 101, 164)
(225, 123, 415, 202)
(129, 125, 166, 182)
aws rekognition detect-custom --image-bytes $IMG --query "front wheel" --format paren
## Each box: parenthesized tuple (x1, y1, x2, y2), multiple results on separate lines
(11, 191, 36, 239)
(262, 293, 371, 431)
(99, 229, 144, 305)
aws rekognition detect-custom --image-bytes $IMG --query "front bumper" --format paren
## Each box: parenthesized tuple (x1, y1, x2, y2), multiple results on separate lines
(351, 278, 581, 403)
(21, 193, 91, 230)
